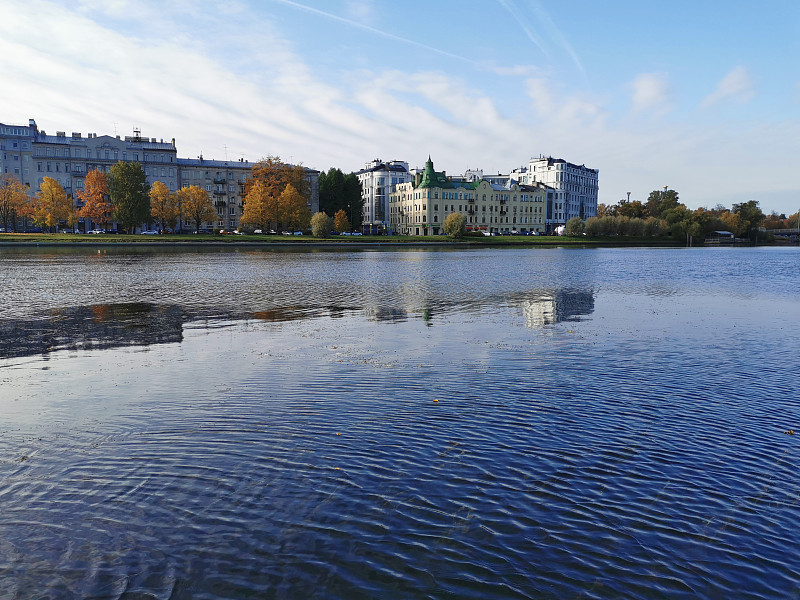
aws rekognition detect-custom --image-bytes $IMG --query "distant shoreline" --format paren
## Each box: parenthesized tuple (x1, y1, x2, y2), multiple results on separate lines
(0, 233, 684, 248)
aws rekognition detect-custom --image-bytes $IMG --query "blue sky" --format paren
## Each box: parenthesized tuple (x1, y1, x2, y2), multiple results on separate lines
(2, 0, 798, 214)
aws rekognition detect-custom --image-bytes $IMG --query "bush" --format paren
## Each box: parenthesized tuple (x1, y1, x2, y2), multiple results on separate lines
(310, 212, 333, 238)
(442, 212, 467, 238)
(565, 217, 584, 236)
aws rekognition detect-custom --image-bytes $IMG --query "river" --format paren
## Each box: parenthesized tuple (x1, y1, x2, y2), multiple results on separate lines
(1, 246, 799, 599)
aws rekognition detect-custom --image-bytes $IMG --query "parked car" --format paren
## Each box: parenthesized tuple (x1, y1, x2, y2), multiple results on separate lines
(89, 229, 106, 234)
(293, 231, 303, 236)
(140, 230, 159, 235)
(253, 229, 263, 234)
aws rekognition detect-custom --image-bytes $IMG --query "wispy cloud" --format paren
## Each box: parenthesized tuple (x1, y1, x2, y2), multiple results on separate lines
(630, 73, 672, 114)
(497, 0, 590, 89)
(701, 66, 755, 108)
(269, 0, 475, 65)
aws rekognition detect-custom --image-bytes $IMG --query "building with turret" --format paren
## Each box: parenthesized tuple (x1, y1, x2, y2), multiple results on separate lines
(389, 157, 545, 236)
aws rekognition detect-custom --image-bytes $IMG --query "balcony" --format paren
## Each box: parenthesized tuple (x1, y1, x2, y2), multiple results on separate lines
(214, 200, 226, 208)
(213, 189, 225, 196)
(213, 178, 226, 184)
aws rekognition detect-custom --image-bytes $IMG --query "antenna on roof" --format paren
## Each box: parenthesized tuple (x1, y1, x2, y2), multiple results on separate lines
(223, 144, 228, 161)
(133, 127, 141, 142)
(113, 122, 118, 137)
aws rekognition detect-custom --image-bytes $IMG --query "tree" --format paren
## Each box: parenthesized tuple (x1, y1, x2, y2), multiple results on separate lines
(343, 173, 362, 228)
(178, 185, 217, 233)
(108, 161, 150, 233)
(616, 199, 647, 219)
(319, 168, 345, 215)
(0, 175, 28, 231)
(149, 181, 180, 232)
(247, 156, 310, 211)
(33, 177, 73, 232)
(334, 209, 350, 233)
(310, 211, 333, 238)
(443, 212, 466, 238)
(241, 179, 274, 231)
(78, 168, 112, 230)
(280, 184, 311, 231)
(732, 200, 765, 241)
(565, 217, 584, 236)
(645, 188, 680, 219)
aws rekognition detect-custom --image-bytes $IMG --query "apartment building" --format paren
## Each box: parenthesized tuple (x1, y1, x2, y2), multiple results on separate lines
(355, 158, 411, 232)
(0, 118, 319, 232)
(389, 157, 546, 236)
(512, 156, 599, 232)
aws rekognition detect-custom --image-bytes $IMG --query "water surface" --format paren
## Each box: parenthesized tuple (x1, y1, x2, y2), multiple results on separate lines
(1, 246, 799, 599)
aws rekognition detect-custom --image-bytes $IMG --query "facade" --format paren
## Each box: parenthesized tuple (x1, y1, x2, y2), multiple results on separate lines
(389, 157, 546, 236)
(355, 158, 411, 231)
(0, 118, 319, 232)
(512, 156, 599, 232)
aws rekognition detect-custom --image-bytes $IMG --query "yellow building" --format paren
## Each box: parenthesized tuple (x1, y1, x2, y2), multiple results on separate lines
(389, 157, 546, 236)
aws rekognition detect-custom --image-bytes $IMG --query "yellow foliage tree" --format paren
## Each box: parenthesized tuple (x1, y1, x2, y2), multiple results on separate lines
(334, 209, 350, 233)
(78, 168, 111, 230)
(150, 181, 180, 232)
(178, 185, 217, 233)
(0, 174, 28, 231)
(280, 184, 311, 231)
(34, 177, 74, 232)
(241, 179, 274, 230)
(247, 156, 310, 202)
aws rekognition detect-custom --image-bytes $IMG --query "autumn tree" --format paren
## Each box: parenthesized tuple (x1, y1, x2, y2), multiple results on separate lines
(280, 184, 311, 231)
(149, 181, 180, 232)
(78, 168, 112, 230)
(310, 211, 333, 238)
(0, 175, 28, 231)
(241, 179, 275, 231)
(33, 177, 74, 232)
(732, 200, 765, 240)
(108, 161, 150, 233)
(178, 185, 217, 233)
(247, 156, 310, 207)
(442, 212, 466, 238)
(334, 209, 350, 233)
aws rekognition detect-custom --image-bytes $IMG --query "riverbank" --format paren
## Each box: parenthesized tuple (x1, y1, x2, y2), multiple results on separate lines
(0, 232, 681, 247)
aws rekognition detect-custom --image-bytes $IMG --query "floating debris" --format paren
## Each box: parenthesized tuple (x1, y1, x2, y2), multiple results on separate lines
(784, 430, 795, 435)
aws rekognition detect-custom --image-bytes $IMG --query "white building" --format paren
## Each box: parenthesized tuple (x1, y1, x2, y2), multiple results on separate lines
(513, 156, 599, 232)
(355, 158, 411, 232)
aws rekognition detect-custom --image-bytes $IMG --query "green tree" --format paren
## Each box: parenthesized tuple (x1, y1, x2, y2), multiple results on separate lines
(343, 173, 362, 229)
(319, 168, 345, 215)
(565, 217, 584, 236)
(310, 211, 333, 238)
(443, 212, 466, 238)
(646, 188, 680, 219)
(732, 200, 765, 241)
(178, 185, 217, 233)
(108, 161, 150, 233)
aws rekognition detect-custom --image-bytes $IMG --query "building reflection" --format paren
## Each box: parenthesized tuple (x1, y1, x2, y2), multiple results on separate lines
(0, 303, 185, 359)
(520, 289, 595, 327)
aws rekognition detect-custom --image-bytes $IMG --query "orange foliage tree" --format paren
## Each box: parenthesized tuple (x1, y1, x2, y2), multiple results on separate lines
(150, 181, 180, 232)
(280, 184, 311, 231)
(34, 177, 75, 232)
(0, 174, 28, 231)
(334, 209, 350, 233)
(78, 168, 111, 230)
(178, 185, 217, 233)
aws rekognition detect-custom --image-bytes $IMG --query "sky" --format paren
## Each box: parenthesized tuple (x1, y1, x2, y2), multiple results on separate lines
(1, 0, 798, 215)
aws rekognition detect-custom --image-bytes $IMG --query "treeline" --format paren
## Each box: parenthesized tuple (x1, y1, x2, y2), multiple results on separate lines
(318, 168, 362, 229)
(565, 188, 798, 241)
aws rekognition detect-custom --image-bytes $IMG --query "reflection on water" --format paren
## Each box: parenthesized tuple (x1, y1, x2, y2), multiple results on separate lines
(2, 246, 800, 599)
(0, 303, 184, 358)
(520, 289, 595, 327)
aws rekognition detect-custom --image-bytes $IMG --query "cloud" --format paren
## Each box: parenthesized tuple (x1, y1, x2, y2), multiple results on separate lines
(630, 73, 672, 114)
(701, 66, 755, 108)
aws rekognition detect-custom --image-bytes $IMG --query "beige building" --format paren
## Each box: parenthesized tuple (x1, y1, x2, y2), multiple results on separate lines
(389, 157, 546, 236)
